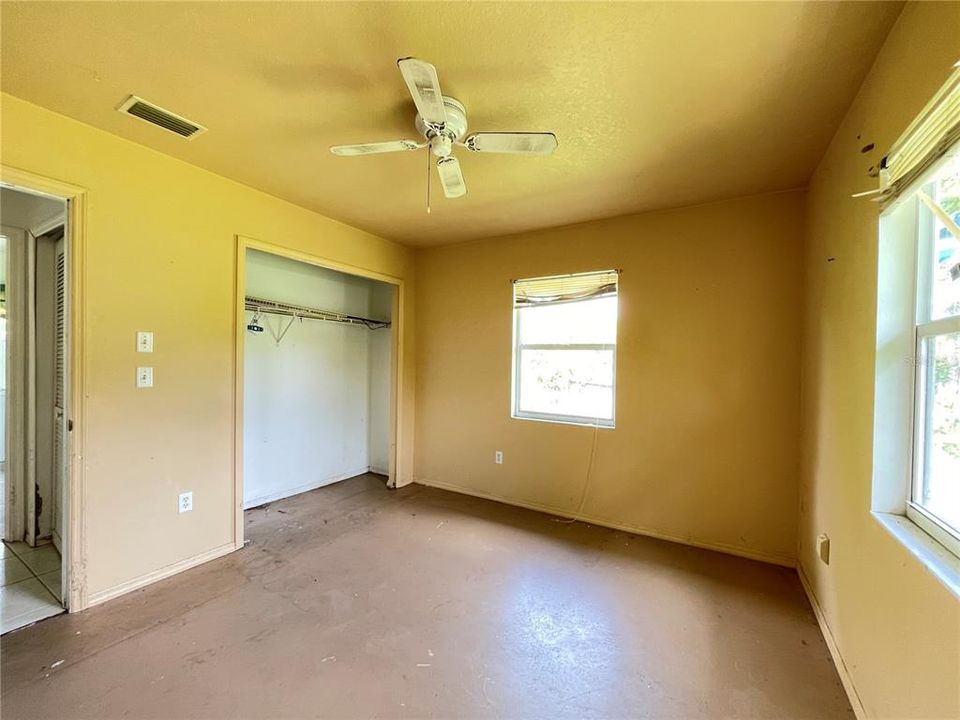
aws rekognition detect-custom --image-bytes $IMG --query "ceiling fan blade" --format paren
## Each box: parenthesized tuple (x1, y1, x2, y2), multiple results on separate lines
(464, 132, 558, 155)
(330, 140, 423, 156)
(436, 156, 466, 198)
(397, 57, 447, 126)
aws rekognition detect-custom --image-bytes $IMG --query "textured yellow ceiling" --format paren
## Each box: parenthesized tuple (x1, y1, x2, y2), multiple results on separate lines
(1, 2, 902, 246)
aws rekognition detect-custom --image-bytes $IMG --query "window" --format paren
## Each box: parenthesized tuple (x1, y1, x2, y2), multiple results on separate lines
(512, 270, 618, 427)
(874, 63, 960, 564)
(910, 151, 960, 555)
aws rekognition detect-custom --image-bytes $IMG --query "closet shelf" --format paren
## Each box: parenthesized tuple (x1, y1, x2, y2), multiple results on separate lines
(245, 295, 390, 330)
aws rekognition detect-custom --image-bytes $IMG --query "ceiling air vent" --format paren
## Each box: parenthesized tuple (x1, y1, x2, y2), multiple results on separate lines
(117, 95, 206, 139)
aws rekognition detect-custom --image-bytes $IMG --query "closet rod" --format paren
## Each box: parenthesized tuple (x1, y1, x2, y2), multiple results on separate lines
(245, 295, 390, 330)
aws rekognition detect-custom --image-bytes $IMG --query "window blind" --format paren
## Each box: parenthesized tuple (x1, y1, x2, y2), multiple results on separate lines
(513, 270, 618, 308)
(880, 63, 960, 204)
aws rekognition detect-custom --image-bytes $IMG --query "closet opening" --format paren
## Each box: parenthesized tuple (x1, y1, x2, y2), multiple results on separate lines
(238, 243, 398, 521)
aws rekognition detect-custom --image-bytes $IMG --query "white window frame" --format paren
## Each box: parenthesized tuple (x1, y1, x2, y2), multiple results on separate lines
(511, 286, 617, 429)
(907, 175, 960, 559)
(871, 65, 960, 592)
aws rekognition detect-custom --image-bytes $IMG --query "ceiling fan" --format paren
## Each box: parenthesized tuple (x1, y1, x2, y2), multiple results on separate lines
(330, 57, 558, 210)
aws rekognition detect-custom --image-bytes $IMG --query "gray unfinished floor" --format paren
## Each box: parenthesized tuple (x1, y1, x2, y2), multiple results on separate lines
(1, 474, 851, 719)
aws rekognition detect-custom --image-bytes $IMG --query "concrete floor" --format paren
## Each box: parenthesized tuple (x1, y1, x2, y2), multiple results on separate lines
(1, 474, 852, 719)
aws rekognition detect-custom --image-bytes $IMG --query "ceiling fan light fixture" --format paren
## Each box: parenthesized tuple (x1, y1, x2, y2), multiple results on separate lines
(431, 136, 453, 158)
(329, 57, 558, 208)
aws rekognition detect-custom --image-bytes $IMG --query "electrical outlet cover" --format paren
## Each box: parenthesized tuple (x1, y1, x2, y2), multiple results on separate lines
(179, 491, 193, 513)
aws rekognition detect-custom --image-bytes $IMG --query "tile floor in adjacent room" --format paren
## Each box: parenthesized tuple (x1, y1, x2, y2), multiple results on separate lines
(1, 541, 64, 634)
(0, 474, 852, 719)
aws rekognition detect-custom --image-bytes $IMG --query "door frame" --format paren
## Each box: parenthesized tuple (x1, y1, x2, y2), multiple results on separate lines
(3, 224, 29, 544)
(233, 235, 405, 549)
(1, 165, 87, 611)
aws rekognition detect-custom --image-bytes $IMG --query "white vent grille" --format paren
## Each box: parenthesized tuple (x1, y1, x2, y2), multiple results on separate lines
(117, 95, 206, 138)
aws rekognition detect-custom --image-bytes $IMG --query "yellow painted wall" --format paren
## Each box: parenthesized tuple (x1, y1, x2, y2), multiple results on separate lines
(0, 94, 416, 602)
(799, 3, 960, 718)
(415, 190, 804, 565)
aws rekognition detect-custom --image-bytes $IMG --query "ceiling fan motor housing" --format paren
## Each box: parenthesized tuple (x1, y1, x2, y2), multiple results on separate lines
(416, 96, 468, 146)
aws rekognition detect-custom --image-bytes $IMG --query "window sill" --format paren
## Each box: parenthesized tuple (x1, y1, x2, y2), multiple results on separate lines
(872, 511, 960, 598)
(511, 413, 615, 429)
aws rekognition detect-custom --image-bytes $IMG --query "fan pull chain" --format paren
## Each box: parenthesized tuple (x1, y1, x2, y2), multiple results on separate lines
(426, 145, 432, 214)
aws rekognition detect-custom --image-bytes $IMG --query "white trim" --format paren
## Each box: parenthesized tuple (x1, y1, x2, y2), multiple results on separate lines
(25, 230, 37, 546)
(511, 294, 618, 430)
(908, 174, 960, 558)
(3, 225, 27, 542)
(916, 315, 960, 337)
(874, 511, 960, 598)
(797, 564, 867, 720)
(904, 503, 960, 568)
(85, 542, 235, 608)
(511, 412, 617, 429)
(243, 467, 371, 510)
(518, 343, 615, 351)
(876, 162, 960, 576)
(416, 477, 796, 567)
(30, 212, 65, 238)
(2, 164, 88, 612)
(234, 234, 408, 541)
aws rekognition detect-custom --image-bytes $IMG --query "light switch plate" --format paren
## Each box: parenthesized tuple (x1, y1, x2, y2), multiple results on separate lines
(137, 331, 154, 353)
(136, 367, 153, 388)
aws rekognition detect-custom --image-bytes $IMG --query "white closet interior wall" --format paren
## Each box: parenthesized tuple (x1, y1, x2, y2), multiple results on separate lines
(243, 249, 393, 509)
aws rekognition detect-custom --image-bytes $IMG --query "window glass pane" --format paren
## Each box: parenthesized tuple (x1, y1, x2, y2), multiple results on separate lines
(518, 348, 614, 421)
(928, 154, 960, 321)
(518, 296, 617, 346)
(916, 331, 960, 534)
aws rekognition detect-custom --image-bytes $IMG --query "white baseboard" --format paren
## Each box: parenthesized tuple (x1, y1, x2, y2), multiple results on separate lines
(243, 467, 369, 509)
(368, 466, 389, 476)
(797, 563, 866, 719)
(86, 542, 237, 609)
(416, 478, 796, 568)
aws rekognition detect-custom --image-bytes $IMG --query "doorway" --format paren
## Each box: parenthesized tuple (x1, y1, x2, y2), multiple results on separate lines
(238, 242, 399, 520)
(0, 186, 69, 633)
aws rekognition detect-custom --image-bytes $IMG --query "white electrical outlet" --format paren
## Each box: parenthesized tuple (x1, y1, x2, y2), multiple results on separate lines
(136, 367, 153, 388)
(179, 491, 193, 514)
(136, 331, 154, 353)
(495, 451, 503, 465)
